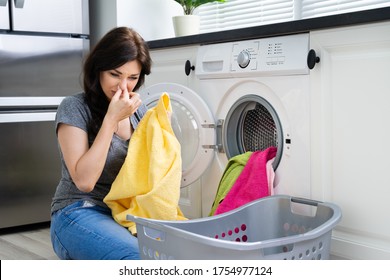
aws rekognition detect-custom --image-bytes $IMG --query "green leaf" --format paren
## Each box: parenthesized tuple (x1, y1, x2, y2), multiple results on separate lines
(174, 0, 226, 15)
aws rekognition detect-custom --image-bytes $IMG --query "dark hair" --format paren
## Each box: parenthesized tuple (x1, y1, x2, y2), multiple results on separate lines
(83, 27, 152, 137)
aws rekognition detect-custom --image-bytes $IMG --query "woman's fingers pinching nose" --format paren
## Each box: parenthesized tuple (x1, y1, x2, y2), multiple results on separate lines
(129, 92, 140, 99)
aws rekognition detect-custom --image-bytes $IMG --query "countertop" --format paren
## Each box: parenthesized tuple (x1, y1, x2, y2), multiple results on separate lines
(147, 6, 390, 49)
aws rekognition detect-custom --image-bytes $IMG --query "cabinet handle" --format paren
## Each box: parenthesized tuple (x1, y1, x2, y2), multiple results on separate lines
(14, 0, 25, 8)
(307, 49, 320, 69)
(185, 60, 195, 76)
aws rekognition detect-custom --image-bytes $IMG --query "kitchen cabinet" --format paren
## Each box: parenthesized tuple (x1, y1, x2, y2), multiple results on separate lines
(310, 21, 390, 259)
(141, 45, 203, 219)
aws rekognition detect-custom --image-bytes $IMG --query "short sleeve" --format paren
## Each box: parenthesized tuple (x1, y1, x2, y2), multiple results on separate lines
(55, 93, 91, 134)
(130, 103, 148, 130)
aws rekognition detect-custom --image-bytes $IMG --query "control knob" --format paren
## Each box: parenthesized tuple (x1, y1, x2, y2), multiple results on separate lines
(237, 50, 250, 68)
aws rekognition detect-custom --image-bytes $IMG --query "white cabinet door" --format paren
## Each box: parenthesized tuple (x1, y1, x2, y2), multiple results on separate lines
(141, 45, 204, 219)
(310, 22, 390, 259)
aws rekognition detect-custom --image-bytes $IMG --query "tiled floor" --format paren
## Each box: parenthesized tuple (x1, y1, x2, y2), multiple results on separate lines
(0, 223, 58, 260)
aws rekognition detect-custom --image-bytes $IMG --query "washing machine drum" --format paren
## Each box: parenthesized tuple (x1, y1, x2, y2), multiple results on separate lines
(223, 94, 283, 170)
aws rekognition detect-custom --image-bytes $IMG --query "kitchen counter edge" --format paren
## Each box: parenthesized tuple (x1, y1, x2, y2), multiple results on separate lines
(147, 6, 390, 49)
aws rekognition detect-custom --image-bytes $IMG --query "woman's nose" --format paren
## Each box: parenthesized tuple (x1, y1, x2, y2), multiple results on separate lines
(118, 78, 127, 90)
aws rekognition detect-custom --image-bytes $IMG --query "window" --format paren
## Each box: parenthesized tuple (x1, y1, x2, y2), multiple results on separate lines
(196, 0, 390, 33)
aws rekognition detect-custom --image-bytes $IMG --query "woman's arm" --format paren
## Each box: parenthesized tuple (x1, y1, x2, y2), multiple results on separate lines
(58, 86, 142, 193)
(57, 116, 117, 193)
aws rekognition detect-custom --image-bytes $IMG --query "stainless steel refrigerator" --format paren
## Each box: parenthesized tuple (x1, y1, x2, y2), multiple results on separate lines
(0, 0, 89, 229)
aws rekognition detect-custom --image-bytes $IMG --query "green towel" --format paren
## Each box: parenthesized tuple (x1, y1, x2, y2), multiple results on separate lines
(208, 151, 253, 216)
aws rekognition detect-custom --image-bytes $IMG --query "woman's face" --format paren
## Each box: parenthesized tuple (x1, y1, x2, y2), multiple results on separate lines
(99, 60, 142, 101)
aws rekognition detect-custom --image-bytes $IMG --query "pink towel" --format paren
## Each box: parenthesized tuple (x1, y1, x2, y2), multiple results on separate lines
(267, 157, 275, 196)
(215, 146, 277, 215)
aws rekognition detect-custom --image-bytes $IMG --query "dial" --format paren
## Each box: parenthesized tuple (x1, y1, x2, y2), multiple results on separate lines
(237, 50, 250, 68)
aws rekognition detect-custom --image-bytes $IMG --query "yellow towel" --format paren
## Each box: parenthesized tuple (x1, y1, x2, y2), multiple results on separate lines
(104, 93, 187, 234)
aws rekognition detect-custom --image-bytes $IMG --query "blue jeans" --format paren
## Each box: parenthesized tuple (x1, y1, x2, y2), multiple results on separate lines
(50, 200, 140, 260)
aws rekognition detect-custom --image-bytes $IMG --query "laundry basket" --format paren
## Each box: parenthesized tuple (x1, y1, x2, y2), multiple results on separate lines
(127, 195, 342, 260)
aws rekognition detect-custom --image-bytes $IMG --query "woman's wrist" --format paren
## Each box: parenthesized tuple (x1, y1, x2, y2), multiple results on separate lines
(102, 115, 118, 134)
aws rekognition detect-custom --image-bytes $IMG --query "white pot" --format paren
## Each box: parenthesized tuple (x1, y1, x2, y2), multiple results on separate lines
(172, 15, 200, 37)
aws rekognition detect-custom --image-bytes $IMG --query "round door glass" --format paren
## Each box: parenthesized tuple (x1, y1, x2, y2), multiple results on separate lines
(140, 82, 215, 187)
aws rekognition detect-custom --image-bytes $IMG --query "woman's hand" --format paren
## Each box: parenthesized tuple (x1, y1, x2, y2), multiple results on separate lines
(107, 79, 142, 125)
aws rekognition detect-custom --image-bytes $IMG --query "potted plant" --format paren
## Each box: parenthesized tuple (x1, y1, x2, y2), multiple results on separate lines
(172, 0, 226, 37)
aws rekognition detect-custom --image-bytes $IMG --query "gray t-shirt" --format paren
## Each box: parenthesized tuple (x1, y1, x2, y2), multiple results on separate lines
(51, 93, 147, 213)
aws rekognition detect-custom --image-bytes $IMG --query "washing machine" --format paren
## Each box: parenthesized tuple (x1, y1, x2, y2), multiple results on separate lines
(139, 33, 312, 218)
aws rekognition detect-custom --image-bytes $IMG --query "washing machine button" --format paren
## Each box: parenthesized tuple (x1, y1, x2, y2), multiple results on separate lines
(237, 50, 251, 68)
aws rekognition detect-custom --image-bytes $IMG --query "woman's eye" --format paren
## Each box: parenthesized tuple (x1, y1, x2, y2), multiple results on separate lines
(110, 72, 120, 78)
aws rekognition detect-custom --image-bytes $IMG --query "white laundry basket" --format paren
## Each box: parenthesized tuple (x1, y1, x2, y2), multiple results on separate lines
(127, 195, 342, 260)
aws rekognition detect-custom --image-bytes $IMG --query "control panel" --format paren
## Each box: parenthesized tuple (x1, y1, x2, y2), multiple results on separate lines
(230, 33, 309, 74)
(196, 33, 310, 79)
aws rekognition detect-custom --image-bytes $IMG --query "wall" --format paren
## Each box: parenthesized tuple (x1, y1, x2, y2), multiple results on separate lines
(89, 0, 182, 46)
(88, 0, 117, 47)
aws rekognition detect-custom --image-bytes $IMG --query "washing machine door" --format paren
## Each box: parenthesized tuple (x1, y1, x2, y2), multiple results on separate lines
(139, 83, 215, 187)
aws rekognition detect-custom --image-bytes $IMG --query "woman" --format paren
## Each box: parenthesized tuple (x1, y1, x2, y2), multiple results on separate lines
(50, 27, 152, 260)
